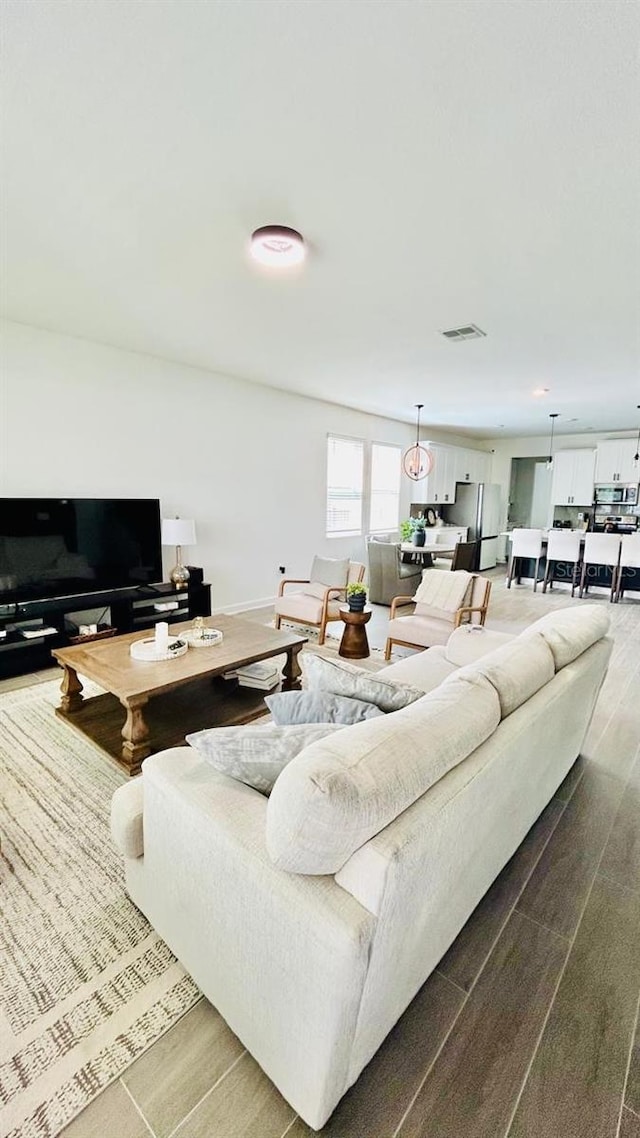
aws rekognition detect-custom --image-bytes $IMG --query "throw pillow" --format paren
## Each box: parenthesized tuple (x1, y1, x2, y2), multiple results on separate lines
(302, 653, 424, 712)
(266, 689, 384, 726)
(185, 722, 345, 795)
(310, 556, 350, 588)
(266, 671, 501, 874)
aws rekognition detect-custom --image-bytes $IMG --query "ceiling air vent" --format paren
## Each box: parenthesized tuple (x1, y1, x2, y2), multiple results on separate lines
(441, 324, 486, 342)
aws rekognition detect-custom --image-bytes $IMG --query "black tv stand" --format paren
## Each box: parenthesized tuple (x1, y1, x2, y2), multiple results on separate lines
(0, 581, 211, 679)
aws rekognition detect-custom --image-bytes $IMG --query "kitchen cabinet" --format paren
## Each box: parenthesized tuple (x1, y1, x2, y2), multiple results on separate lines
(410, 443, 453, 504)
(551, 449, 596, 505)
(453, 448, 490, 486)
(439, 525, 469, 544)
(595, 439, 638, 484)
(410, 443, 491, 504)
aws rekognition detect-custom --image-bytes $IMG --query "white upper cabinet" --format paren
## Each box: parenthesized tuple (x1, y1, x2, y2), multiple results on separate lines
(595, 439, 638, 484)
(455, 447, 486, 485)
(410, 443, 491, 503)
(551, 449, 596, 505)
(410, 443, 454, 504)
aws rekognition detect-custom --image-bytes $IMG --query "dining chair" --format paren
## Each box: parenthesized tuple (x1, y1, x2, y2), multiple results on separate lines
(614, 533, 640, 602)
(542, 530, 582, 597)
(506, 529, 544, 591)
(450, 541, 479, 573)
(578, 533, 621, 602)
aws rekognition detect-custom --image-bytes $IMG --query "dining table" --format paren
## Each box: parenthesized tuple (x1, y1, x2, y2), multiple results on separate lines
(400, 540, 456, 569)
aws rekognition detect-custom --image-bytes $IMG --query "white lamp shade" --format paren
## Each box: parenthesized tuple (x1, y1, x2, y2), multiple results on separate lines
(161, 518, 196, 547)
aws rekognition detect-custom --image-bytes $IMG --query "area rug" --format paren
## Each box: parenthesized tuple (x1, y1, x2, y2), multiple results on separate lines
(0, 679, 201, 1138)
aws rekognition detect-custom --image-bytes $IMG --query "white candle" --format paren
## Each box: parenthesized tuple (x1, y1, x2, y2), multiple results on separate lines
(155, 621, 169, 652)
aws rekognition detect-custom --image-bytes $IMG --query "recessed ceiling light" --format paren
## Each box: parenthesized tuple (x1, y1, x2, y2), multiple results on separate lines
(532, 387, 550, 397)
(249, 225, 305, 267)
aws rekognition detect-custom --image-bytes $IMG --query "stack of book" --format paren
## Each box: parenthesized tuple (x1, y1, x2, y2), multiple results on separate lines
(228, 660, 282, 691)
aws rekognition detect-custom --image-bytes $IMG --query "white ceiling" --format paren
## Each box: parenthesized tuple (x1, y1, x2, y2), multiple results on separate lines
(2, 0, 639, 438)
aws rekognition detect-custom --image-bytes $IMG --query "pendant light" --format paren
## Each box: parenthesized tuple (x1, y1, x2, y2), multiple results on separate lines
(546, 413, 559, 469)
(634, 405, 640, 467)
(403, 404, 434, 481)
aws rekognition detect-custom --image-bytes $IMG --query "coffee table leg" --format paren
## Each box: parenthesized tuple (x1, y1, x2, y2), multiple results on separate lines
(283, 643, 304, 690)
(59, 665, 84, 713)
(120, 696, 151, 774)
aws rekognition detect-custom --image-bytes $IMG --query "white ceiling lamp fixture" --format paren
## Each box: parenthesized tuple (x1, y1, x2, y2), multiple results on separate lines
(634, 404, 640, 467)
(546, 412, 559, 470)
(249, 225, 306, 268)
(402, 404, 434, 481)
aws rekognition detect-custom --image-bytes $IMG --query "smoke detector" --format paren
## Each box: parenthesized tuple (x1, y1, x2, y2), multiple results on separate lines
(441, 324, 486, 342)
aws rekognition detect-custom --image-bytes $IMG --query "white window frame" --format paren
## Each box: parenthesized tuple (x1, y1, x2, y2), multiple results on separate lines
(368, 442, 402, 534)
(326, 434, 365, 538)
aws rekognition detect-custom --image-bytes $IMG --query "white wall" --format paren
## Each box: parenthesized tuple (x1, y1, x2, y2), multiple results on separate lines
(0, 321, 481, 610)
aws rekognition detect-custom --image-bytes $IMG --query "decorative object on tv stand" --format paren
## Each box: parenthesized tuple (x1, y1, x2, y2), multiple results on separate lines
(161, 517, 197, 590)
(546, 412, 559, 470)
(402, 404, 434, 481)
(346, 582, 367, 612)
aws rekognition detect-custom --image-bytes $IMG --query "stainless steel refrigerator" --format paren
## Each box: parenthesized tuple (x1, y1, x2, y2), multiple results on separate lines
(447, 483, 502, 570)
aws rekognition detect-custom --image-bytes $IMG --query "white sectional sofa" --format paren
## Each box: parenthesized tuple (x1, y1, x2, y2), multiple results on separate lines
(111, 605, 612, 1130)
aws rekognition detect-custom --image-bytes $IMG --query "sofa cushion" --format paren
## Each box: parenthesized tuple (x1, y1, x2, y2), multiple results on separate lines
(266, 672, 501, 874)
(387, 613, 453, 649)
(265, 689, 384, 726)
(310, 556, 350, 588)
(302, 653, 424, 712)
(185, 722, 345, 795)
(520, 604, 610, 670)
(450, 636, 555, 718)
(378, 646, 458, 692)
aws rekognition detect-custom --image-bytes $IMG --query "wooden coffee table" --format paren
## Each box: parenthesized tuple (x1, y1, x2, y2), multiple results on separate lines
(52, 615, 306, 776)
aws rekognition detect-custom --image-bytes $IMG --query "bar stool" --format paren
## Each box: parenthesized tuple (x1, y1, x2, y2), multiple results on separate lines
(578, 533, 621, 602)
(542, 530, 582, 597)
(615, 533, 640, 602)
(506, 529, 544, 591)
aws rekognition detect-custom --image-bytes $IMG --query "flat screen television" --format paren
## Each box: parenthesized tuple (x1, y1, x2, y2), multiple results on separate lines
(0, 498, 163, 604)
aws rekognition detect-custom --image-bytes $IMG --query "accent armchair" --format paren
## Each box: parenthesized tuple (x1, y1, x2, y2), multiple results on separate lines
(275, 559, 365, 645)
(385, 572, 492, 659)
(366, 537, 422, 606)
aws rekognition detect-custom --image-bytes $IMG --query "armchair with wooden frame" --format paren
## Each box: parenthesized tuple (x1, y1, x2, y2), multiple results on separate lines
(384, 574, 492, 660)
(274, 561, 366, 645)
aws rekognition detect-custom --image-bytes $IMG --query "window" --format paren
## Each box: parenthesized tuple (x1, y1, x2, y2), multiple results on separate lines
(326, 436, 364, 536)
(369, 443, 401, 533)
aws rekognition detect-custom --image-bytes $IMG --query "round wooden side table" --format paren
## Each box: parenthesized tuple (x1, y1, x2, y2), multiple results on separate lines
(338, 605, 372, 659)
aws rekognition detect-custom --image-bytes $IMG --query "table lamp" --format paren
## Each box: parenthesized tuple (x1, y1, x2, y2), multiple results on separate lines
(161, 517, 197, 589)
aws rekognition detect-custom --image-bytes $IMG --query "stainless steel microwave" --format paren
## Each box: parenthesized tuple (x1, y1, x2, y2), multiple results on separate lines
(595, 484, 638, 504)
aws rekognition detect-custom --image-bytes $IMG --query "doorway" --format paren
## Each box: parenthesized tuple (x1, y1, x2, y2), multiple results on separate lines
(508, 458, 551, 529)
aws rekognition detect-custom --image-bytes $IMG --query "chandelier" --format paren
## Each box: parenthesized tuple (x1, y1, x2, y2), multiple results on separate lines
(402, 404, 434, 481)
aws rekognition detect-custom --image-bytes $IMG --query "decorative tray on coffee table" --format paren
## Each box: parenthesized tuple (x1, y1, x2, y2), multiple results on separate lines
(130, 637, 188, 662)
(180, 627, 224, 648)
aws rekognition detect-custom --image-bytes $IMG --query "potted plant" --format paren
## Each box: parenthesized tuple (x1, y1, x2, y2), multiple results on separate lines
(410, 517, 427, 547)
(346, 582, 367, 611)
(400, 519, 413, 542)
